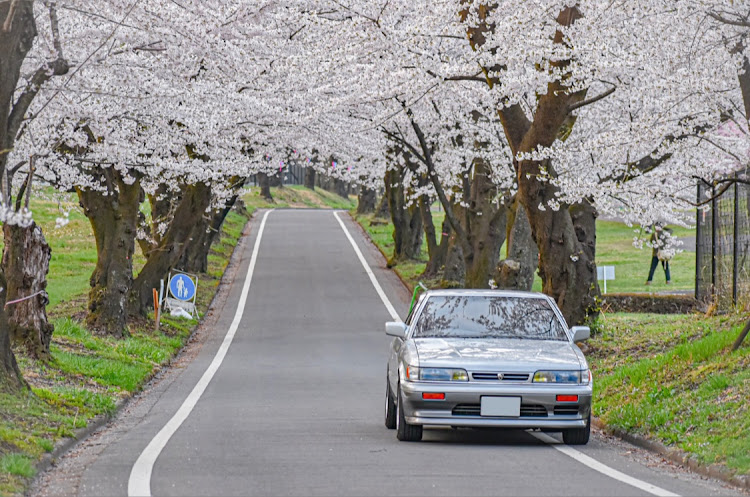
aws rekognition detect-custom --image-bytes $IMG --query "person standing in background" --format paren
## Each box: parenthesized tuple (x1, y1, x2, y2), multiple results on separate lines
(646, 224, 672, 285)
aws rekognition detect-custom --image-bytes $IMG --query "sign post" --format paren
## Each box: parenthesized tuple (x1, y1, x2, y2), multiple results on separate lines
(597, 265, 615, 294)
(164, 271, 199, 318)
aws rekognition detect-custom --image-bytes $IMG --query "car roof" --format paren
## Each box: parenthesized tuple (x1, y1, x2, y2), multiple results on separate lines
(421, 289, 550, 300)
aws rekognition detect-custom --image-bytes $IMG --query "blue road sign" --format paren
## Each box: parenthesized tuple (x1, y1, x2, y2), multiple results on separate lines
(169, 273, 196, 301)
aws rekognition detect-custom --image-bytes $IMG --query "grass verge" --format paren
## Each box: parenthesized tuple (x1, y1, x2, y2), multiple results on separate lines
(590, 312, 749, 476)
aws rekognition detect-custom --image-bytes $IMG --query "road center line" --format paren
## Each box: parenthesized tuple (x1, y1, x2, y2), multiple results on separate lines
(335, 210, 680, 497)
(333, 211, 400, 321)
(128, 209, 274, 497)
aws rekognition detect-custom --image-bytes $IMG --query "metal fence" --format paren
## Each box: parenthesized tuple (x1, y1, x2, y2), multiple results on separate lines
(696, 178, 750, 308)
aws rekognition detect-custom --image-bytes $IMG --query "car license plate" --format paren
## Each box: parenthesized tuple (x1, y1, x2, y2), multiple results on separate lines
(480, 396, 521, 417)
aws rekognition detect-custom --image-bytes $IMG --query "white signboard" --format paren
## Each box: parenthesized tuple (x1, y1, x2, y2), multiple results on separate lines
(597, 265, 615, 294)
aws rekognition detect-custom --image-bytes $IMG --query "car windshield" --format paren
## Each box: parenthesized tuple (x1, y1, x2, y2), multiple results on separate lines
(413, 295, 568, 341)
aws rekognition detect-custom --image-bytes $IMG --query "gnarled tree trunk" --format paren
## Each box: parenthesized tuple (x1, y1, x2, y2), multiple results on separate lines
(463, 159, 508, 288)
(357, 185, 376, 214)
(129, 182, 212, 317)
(77, 173, 142, 337)
(179, 192, 241, 274)
(2, 222, 53, 359)
(495, 200, 538, 290)
(386, 167, 423, 262)
(257, 172, 273, 201)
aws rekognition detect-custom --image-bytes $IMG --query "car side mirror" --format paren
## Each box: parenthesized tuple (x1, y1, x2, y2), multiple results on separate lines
(571, 325, 590, 343)
(385, 321, 408, 339)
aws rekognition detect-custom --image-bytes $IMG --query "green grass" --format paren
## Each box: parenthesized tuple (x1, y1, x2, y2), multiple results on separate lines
(0, 192, 252, 496)
(0, 455, 34, 478)
(589, 312, 749, 475)
(243, 184, 356, 211)
(354, 213, 696, 295)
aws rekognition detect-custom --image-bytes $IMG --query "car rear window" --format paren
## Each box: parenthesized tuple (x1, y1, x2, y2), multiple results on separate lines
(413, 296, 568, 341)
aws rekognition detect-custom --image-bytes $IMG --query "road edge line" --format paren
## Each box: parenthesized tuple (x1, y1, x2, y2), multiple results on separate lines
(333, 211, 400, 321)
(128, 209, 273, 497)
(531, 431, 679, 496)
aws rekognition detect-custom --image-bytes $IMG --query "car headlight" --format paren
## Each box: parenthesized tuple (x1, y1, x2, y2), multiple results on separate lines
(406, 366, 468, 382)
(533, 370, 590, 384)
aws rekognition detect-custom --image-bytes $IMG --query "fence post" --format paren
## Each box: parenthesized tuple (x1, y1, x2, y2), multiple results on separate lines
(711, 183, 717, 300)
(695, 183, 702, 301)
(733, 176, 739, 307)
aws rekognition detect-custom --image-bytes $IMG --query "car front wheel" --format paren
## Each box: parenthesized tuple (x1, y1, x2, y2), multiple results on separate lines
(384, 378, 396, 429)
(562, 414, 591, 445)
(396, 384, 422, 442)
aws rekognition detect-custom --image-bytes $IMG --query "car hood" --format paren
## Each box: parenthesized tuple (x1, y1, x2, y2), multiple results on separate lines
(413, 338, 583, 371)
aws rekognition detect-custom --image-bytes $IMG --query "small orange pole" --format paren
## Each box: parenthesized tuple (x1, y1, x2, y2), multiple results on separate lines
(153, 289, 159, 329)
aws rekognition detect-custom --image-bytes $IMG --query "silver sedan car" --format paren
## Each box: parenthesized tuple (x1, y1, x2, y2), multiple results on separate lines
(384, 289, 592, 444)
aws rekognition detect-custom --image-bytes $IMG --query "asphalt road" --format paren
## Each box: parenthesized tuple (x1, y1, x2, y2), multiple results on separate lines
(33, 210, 742, 497)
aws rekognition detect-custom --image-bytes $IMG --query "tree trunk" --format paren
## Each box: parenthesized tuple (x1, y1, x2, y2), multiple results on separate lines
(2, 222, 53, 359)
(441, 202, 466, 286)
(0, 0, 38, 390)
(129, 183, 212, 317)
(375, 188, 390, 219)
(334, 178, 349, 199)
(386, 167, 423, 262)
(257, 172, 273, 201)
(77, 174, 142, 337)
(357, 186, 376, 214)
(0, 271, 24, 391)
(304, 167, 316, 190)
(419, 194, 440, 277)
(517, 159, 599, 325)
(179, 193, 240, 274)
(463, 159, 508, 288)
(731, 318, 750, 352)
(495, 200, 538, 290)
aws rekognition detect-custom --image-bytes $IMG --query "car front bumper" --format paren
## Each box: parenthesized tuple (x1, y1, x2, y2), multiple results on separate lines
(400, 380, 592, 429)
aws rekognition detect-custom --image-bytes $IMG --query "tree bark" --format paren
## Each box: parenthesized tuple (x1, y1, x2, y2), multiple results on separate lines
(334, 178, 349, 199)
(0, 0, 38, 390)
(129, 182, 212, 317)
(495, 200, 538, 290)
(386, 167, 423, 262)
(357, 185, 376, 214)
(375, 186, 390, 219)
(463, 159, 508, 288)
(731, 318, 750, 352)
(2, 222, 53, 359)
(179, 193, 240, 274)
(77, 173, 142, 337)
(304, 167, 316, 190)
(257, 172, 273, 201)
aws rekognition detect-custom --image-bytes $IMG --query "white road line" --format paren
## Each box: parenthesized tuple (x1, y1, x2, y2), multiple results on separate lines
(531, 433, 679, 497)
(128, 209, 273, 497)
(333, 211, 400, 321)
(335, 210, 680, 497)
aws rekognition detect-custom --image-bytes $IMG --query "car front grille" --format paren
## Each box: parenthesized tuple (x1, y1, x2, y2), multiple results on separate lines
(471, 372, 530, 382)
(451, 404, 548, 417)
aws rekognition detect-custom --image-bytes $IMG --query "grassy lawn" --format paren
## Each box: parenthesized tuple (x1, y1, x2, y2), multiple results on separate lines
(590, 312, 749, 475)
(243, 184, 356, 211)
(354, 213, 696, 295)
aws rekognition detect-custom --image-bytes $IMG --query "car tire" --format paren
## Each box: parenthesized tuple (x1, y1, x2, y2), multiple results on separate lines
(385, 378, 396, 429)
(562, 415, 591, 445)
(396, 384, 422, 442)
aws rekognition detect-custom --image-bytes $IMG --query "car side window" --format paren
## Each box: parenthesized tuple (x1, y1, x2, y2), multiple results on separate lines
(405, 294, 426, 326)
